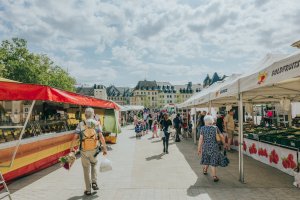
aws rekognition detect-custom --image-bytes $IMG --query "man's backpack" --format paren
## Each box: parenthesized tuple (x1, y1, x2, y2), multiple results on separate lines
(80, 121, 98, 151)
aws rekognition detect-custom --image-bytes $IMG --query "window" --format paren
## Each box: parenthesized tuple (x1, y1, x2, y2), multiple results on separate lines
(148, 92, 150, 95)
(152, 97, 154, 100)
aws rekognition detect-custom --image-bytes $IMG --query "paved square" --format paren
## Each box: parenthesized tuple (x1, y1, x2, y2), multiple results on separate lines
(6, 126, 300, 200)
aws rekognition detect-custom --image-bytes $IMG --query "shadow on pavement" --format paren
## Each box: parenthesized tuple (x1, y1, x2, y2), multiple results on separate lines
(9, 162, 62, 194)
(151, 139, 162, 143)
(174, 138, 296, 198)
(67, 192, 99, 200)
(145, 153, 164, 161)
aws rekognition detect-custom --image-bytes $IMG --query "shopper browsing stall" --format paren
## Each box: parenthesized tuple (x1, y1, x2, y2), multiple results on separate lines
(224, 109, 235, 151)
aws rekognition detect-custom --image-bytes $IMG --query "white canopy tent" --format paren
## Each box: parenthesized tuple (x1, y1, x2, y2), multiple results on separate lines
(180, 51, 300, 182)
(120, 105, 144, 112)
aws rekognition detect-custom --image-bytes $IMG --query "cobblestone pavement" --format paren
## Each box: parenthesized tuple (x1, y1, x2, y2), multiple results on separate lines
(5, 126, 299, 200)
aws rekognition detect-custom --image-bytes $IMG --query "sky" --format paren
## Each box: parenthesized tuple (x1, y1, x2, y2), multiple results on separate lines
(0, 0, 299, 87)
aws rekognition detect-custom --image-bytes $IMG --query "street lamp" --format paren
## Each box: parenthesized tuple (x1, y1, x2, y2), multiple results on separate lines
(291, 40, 300, 48)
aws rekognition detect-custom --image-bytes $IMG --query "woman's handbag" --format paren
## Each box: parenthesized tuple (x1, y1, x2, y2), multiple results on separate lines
(215, 126, 222, 144)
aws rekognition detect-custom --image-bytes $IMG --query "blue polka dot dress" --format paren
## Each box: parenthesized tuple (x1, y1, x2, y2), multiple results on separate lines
(200, 126, 228, 167)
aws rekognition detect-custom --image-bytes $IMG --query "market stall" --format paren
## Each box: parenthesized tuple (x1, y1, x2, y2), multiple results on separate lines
(119, 105, 144, 126)
(0, 81, 119, 182)
(180, 52, 300, 181)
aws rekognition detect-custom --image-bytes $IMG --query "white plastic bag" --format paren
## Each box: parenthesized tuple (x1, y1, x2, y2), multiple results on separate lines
(158, 129, 165, 138)
(99, 157, 112, 172)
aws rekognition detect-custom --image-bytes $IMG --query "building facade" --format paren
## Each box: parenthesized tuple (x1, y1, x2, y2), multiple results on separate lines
(130, 80, 202, 109)
(76, 79, 206, 109)
(106, 86, 131, 105)
(76, 84, 107, 100)
(130, 81, 159, 108)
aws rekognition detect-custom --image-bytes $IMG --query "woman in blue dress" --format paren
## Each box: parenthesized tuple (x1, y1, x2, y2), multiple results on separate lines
(197, 115, 228, 182)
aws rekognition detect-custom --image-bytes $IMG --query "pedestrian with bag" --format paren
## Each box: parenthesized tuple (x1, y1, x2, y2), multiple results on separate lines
(197, 115, 229, 182)
(71, 107, 107, 196)
(160, 113, 173, 154)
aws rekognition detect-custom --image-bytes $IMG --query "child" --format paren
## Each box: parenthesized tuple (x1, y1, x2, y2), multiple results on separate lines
(135, 121, 143, 137)
(152, 120, 159, 138)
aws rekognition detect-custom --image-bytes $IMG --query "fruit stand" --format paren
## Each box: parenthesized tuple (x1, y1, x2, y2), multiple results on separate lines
(0, 81, 120, 182)
(178, 52, 300, 182)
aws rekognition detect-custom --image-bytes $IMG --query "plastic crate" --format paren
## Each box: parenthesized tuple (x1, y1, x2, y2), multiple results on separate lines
(289, 139, 300, 148)
(279, 137, 290, 146)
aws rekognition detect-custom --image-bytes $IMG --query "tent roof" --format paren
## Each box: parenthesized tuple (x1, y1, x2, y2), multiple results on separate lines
(121, 105, 144, 111)
(0, 81, 119, 110)
(180, 52, 300, 108)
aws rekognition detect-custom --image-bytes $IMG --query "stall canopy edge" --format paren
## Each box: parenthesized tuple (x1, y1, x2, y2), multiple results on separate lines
(0, 81, 119, 110)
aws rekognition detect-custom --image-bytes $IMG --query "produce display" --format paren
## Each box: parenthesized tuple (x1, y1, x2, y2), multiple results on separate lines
(244, 126, 300, 149)
(292, 116, 300, 128)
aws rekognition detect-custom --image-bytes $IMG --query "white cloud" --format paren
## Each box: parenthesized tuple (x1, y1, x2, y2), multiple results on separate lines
(0, 0, 299, 86)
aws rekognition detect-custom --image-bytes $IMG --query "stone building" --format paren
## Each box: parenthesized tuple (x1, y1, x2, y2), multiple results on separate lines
(130, 80, 159, 108)
(203, 73, 227, 88)
(106, 86, 131, 105)
(76, 84, 107, 100)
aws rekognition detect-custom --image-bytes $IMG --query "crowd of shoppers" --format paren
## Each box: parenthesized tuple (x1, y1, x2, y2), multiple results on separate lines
(131, 108, 232, 182)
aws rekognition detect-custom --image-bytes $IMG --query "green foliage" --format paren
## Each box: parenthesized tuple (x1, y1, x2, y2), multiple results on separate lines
(0, 38, 76, 91)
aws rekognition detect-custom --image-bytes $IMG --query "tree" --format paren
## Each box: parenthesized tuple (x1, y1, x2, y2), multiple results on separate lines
(0, 38, 76, 91)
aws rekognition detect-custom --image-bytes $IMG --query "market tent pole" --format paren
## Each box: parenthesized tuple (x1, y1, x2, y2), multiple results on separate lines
(193, 103, 197, 144)
(288, 101, 292, 127)
(238, 82, 245, 182)
(251, 104, 255, 127)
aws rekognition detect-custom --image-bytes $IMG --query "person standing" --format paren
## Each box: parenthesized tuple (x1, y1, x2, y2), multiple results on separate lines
(197, 115, 228, 182)
(196, 111, 202, 140)
(200, 111, 206, 128)
(173, 113, 182, 142)
(216, 113, 224, 133)
(224, 109, 235, 151)
(71, 107, 107, 196)
(143, 111, 149, 130)
(133, 113, 138, 126)
(148, 113, 153, 131)
(152, 120, 159, 138)
(160, 113, 173, 154)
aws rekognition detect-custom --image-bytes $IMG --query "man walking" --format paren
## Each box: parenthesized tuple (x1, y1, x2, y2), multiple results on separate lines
(71, 107, 108, 196)
(224, 109, 235, 151)
(173, 113, 182, 142)
(160, 113, 173, 154)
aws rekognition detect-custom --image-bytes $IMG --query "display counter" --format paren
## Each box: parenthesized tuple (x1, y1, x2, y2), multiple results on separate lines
(0, 130, 77, 182)
(232, 127, 300, 176)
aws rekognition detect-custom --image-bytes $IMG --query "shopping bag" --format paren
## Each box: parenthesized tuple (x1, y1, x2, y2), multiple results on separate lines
(99, 157, 112, 172)
(159, 129, 165, 138)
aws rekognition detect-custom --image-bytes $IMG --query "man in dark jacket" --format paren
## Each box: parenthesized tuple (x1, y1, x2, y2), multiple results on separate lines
(160, 113, 172, 154)
(173, 113, 182, 142)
